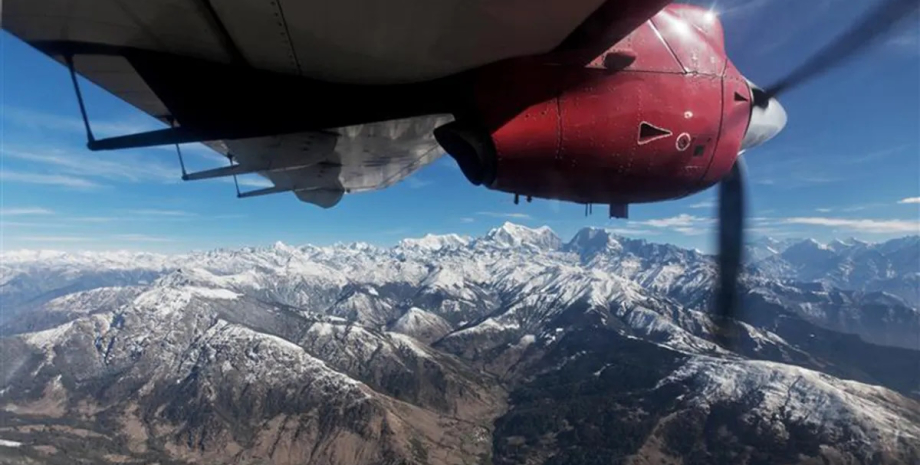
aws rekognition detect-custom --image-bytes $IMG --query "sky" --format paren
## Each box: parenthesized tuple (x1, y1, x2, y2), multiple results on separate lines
(1, 0, 918, 254)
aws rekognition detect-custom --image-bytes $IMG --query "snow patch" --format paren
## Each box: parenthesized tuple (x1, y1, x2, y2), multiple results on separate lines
(22, 321, 74, 348)
(662, 356, 920, 442)
(453, 317, 520, 336)
(392, 307, 450, 334)
(307, 322, 337, 338)
(188, 287, 240, 300)
(399, 233, 469, 251)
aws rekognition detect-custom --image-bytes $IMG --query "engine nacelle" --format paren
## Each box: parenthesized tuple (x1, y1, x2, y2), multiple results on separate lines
(435, 5, 751, 205)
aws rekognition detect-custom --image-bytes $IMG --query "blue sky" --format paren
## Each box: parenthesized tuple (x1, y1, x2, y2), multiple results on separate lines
(1, 0, 918, 253)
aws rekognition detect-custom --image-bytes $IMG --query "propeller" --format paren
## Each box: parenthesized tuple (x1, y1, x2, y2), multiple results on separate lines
(711, 0, 918, 347)
(713, 160, 746, 346)
(760, 0, 919, 103)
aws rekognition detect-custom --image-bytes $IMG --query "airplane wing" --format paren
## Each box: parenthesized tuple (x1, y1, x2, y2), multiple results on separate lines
(2, 0, 666, 207)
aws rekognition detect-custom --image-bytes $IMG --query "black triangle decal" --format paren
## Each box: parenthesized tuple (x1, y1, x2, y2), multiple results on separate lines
(734, 91, 750, 102)
(638, 122, 672, 144)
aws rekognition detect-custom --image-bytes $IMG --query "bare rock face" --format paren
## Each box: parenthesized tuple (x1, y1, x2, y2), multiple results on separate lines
(1, 227, 917, 464)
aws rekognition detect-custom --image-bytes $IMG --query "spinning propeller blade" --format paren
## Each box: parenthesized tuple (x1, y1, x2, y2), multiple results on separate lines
(712, 0, 918, 347)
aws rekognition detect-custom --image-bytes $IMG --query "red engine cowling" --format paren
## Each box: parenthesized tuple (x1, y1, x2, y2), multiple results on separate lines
(436, 5, 751, 205)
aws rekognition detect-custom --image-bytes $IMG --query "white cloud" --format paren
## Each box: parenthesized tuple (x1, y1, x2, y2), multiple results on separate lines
(0, 221, 64, 228)
(476, 211, 532, 220)
(3, 148, 177, 183)
(637, 214, 703, 228)
(898, 197, 920, 204)
(72, 216, 117, 223)
(0, 207, 54, 216)
(689, 201, 714, 209)
(842, 203, 884, 212)
(403, 176, 432, 189)
(0, 170, 101, 189)
(16, 235, 97, 242)
(782, 217, 920, 234)
(459, 217, 476, 223)
(1, 106, 159, 138)
(629, 214, 713, 236)
(123, 209, 196, 217)
(843, 145, 910, 164)
(793, 174, 844, 184)
(674, 227, 706, 236)
(814, 204, 883, 213)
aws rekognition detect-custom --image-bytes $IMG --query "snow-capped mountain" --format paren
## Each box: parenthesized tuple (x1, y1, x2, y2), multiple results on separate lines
(477, 222, 563, 250)
(398, 233, 470, 251)
(389, 307, 453, 343)
(0, 225, 917, 464)
(751, 235, 920, 306)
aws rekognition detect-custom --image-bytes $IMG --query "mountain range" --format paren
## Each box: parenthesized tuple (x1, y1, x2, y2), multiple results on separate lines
(0, 223, 917, 464)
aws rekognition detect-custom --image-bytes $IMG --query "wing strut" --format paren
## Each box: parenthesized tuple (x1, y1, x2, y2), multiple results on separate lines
(64, 51, 203, 152)
(228, 155, 243, 198)
(168, 117, 189, 178)
(65, 54, 96, 145)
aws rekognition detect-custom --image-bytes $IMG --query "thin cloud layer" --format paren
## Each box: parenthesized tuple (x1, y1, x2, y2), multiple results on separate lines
(638, 214, 704, 228)
(627, 214, 714, 236)
(3, 148, 177, 183)
(123, 209, 196, 217)
(2, 106, 160, 138)
(477, 212, 532, 220)
(689, 201, 715, 209)
(0, 170, 101, 189)
(0, 207, 53, 216)
(782, 217, 920, 234)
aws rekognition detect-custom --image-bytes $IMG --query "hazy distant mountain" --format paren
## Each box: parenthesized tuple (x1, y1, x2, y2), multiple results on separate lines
(0, 224, 917, 464)
(751, 236, 920, 306)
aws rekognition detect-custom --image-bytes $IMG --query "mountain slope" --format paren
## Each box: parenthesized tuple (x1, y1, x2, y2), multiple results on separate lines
(1, 225, 917, 464)
(389, 307, 453, 343)
(492, 328, 919, 465)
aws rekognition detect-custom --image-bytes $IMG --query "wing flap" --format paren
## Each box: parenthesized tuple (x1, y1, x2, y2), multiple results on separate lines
(224, 115, 450, 206)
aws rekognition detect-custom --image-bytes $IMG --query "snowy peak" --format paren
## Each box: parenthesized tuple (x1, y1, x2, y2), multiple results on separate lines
(565, 227, 624, 259)
(746, 236, 799, 262)
(481, 222, 561, 250)
(389, 307, 452, 343)
(271, 240, 295, 252)
(828, 238, 862, 251)
(781, 238, 836, 261)
(398, 233, 470, 251)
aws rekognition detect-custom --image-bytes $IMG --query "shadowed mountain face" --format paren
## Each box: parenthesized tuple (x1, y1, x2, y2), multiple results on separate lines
(1, 225, 917, 465)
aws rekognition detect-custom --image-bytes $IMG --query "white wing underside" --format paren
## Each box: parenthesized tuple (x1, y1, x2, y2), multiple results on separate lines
(2, 0, 606, 206)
